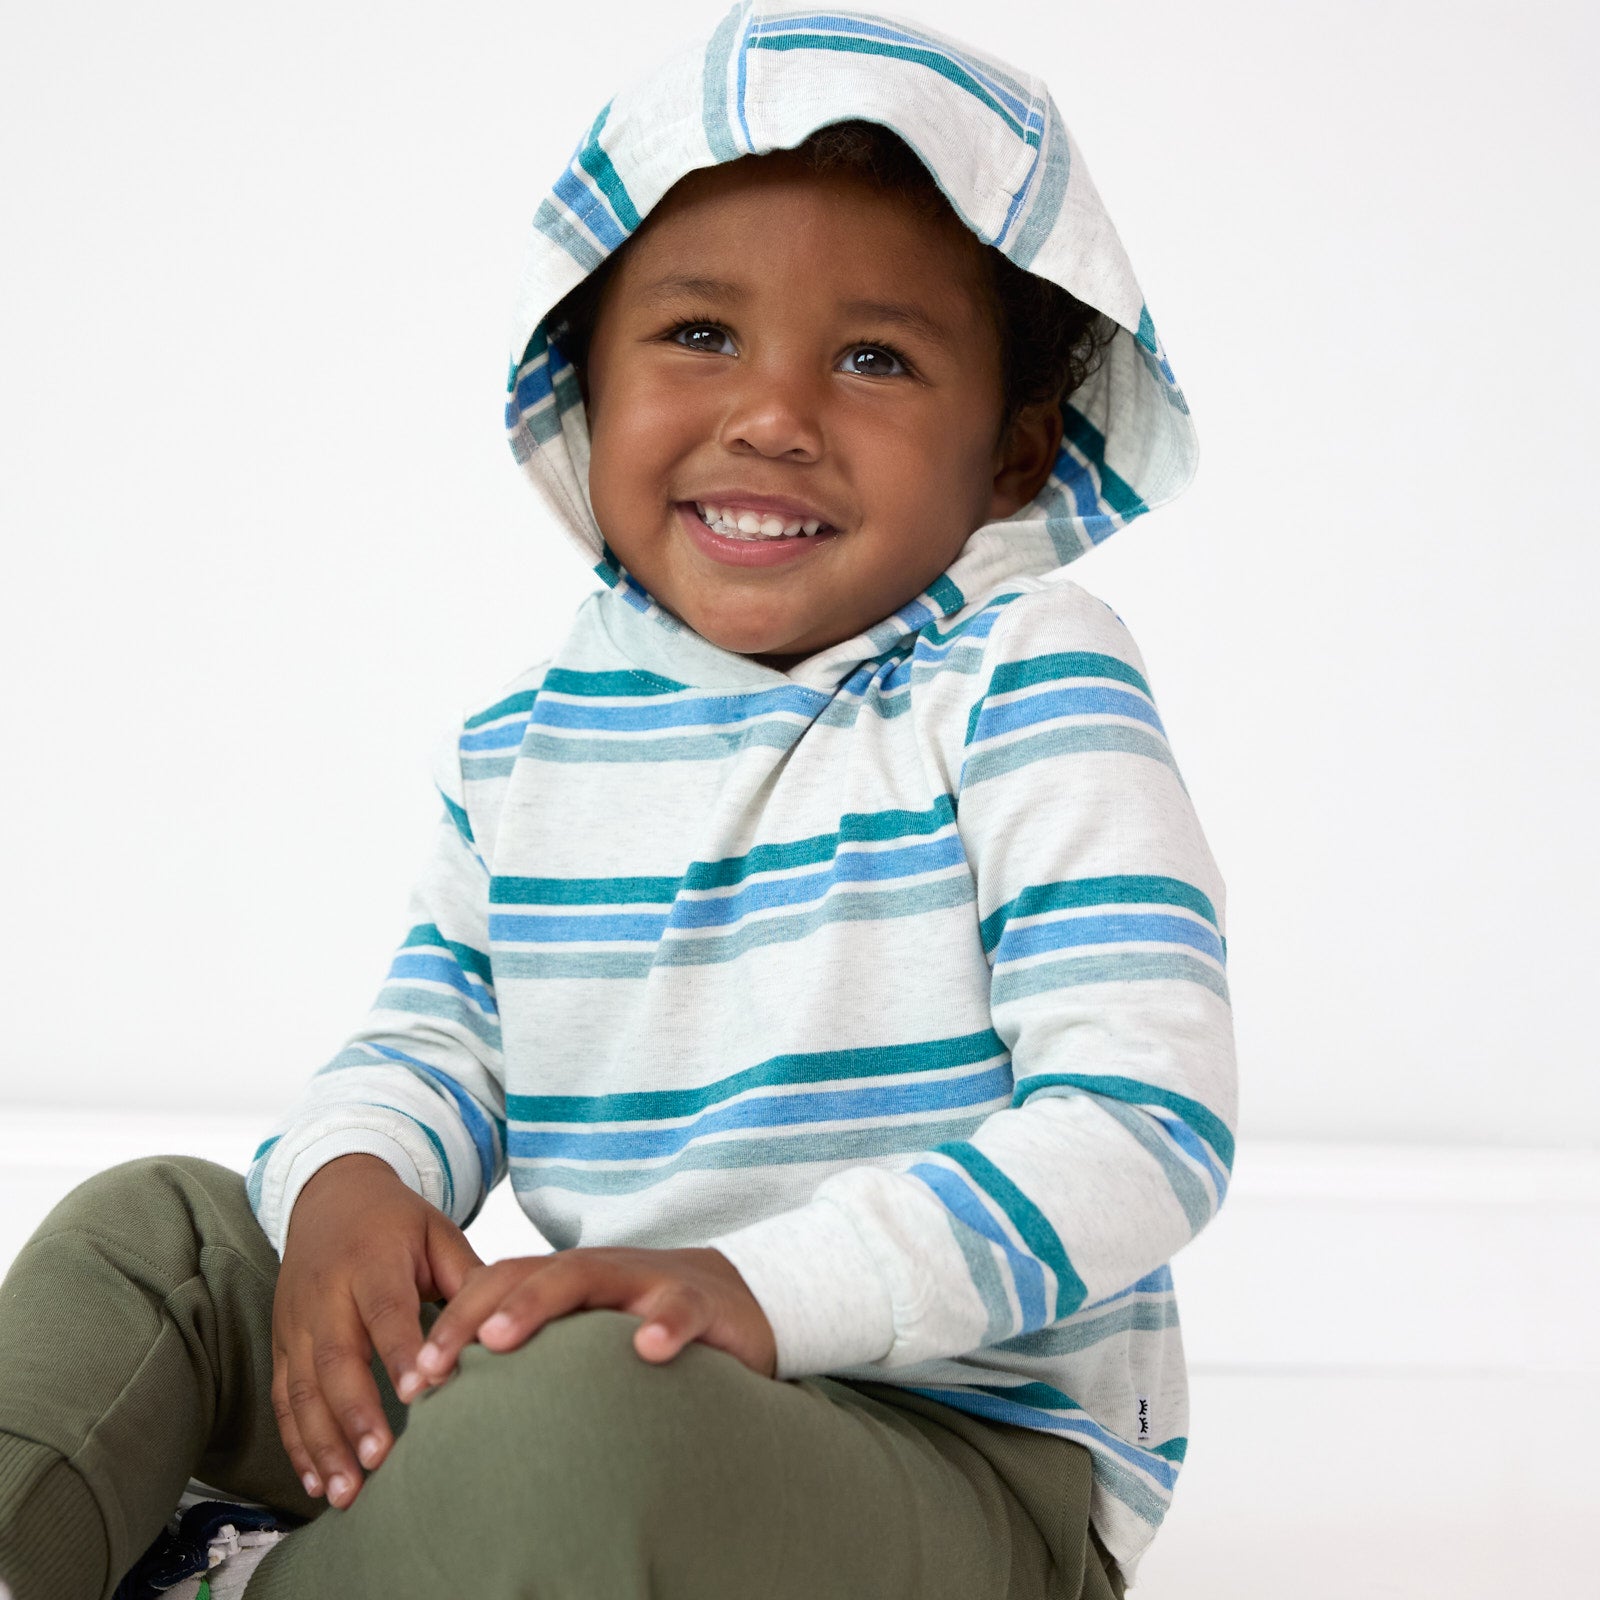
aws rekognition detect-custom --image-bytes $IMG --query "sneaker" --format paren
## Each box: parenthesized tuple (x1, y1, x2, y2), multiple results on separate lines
(112, 1483, 297, 1600)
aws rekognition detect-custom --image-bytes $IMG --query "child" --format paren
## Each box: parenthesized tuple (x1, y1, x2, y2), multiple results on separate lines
(0, 3, 1235, 1596)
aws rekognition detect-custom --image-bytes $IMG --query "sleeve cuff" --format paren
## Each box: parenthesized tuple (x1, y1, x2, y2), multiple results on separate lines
(707, 1198, 896, 1378)
(274, 1129, 425, 1258)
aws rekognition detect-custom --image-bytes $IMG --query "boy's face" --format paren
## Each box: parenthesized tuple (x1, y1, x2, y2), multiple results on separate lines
(581, 153, 1056, 672)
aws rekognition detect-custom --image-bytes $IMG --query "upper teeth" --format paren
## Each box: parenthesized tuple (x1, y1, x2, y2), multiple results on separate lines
(696, 503, 828, 539)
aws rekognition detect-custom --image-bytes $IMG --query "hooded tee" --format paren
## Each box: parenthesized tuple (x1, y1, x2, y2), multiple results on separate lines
(246, 2, 1235, 1580)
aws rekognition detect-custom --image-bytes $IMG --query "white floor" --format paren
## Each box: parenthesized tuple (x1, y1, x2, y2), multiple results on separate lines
(1, 1111, 1595, 1597)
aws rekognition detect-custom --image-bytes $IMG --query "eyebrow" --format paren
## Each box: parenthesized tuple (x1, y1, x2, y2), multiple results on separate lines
(638, 274, 957, 351)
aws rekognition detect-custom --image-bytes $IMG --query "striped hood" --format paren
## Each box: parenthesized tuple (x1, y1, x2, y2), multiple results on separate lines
(504, 1, 1197, 682)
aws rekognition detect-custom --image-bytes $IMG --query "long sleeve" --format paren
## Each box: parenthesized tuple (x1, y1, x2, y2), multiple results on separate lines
(246, 716, 513, 1258)
(707, 583, 1236, 1379)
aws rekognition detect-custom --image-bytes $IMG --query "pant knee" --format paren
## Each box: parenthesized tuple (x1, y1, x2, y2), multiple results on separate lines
(31, 1155, 257, 1286)
(391, 1310, 778, 1588)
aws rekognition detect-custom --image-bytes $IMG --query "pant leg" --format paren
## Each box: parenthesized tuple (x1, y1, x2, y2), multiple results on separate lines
(245, 1306, 1123, 1600)
(0, 1154, 425, 1600)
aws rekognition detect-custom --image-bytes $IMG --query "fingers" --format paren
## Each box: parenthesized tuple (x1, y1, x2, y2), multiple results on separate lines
(402, 1257, 553, 1397)
(346, 1272, 428, 1469)
(423, 1211, 486, 1304)
(271, 1344, 323, 1500)
(282, 1297, 393, 1510)
(630, 1281, 711, 1363)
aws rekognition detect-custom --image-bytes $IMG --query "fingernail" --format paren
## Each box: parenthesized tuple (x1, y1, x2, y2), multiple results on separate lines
(481, 1314, 515, 1339)
(398, 1371, 422, 1401)
(359, 1434, 383, 1467)
(418, 1344, 443, 1369)
(302, 1471, 321, 1496)
(329, 1475, 352, 1502)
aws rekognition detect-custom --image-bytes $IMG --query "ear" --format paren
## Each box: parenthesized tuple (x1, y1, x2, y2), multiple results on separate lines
(986, 400, 1064, 521)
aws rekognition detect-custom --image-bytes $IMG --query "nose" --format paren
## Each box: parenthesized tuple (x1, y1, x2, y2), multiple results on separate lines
(715, 355, 824, 463)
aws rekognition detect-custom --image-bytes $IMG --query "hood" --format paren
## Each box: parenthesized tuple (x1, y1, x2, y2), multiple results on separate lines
(503, 0, 1197, 688)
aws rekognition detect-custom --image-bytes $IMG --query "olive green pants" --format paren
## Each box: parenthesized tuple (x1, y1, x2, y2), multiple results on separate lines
(0, 1156, 1123, 1600)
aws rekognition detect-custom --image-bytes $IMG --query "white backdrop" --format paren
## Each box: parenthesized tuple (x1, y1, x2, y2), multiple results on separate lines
(1, 0, 1594, 1146)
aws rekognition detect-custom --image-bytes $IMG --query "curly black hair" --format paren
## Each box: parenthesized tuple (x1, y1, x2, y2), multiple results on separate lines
(545, 119, 1116, 444)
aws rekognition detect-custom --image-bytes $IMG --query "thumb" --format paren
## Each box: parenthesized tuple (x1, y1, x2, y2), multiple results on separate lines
(422, 1210, 485, 1302)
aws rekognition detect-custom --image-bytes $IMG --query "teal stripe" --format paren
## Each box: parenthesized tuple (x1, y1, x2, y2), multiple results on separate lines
(439, 793, 475, 847)
(978, 874, 1219, 956)
(920, 591, 1026, 650)
(1013, 1072, 1235, 1172)
(688, 796, 958, 890)
(926, 572, 965, 615)
(541, 667, 690, 697)
(964, 651, 1154, 746)
(400, 922, 494, 986)
(464, 688, 541, 730)
(961, 722, 1180, 791)
(990, 948, 1231, 1009)
(509, 1027, 1004, 1123)
(575, 102, 640, 233)
(938, 1144, 1086, 1317)
(492, 875, 681, 907)
(1060, 407, 1148, 521)
(512, 1113, 995, 1198)
(752, 33, 1035, 144)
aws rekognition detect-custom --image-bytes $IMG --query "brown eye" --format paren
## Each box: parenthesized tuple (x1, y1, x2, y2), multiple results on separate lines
(673, 324, 733, 355)
(839, 345, 907, 377)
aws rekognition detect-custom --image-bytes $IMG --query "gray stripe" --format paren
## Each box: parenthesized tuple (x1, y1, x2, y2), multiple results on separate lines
(494, 948, 656, 981)
(462, 754, 517, 782)
(373, 985, 503, 1051)
(944, 1210, 1016, 1343)
(519, 721, 806, 765)
(512, 1113, 995, 1196)
(531, 196, 604, 273)
(992, 949, 1231, 1008)
(962, 722, 1179, 790)
(994, 1296, 1180, 1357)
(651, 875, 978, 966)
(700, 1, 743, 161)
(1094, 1098, 1212, 1233)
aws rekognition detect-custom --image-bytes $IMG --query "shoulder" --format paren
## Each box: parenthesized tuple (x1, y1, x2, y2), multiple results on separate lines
(951, 579, 1176, 792)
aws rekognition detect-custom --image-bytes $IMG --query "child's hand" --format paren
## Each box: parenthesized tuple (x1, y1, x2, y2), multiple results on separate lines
(398, 1246, 778, 1397)
(273, 1153, 485, 1511)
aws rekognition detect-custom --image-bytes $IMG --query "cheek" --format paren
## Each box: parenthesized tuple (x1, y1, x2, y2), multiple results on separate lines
(590, 371, 698, 478)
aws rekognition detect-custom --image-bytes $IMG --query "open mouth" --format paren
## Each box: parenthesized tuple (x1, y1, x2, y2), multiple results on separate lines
(691, 501, 838, 541)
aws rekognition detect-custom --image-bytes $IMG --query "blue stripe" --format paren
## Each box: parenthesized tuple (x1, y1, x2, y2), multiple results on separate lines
(969, 684, 1163, 747)
(369, 1044, 503, 1201)
(512, 1064, 1011, 1162)
(994, 910, 1224, 967)
(387, 953, 498, 1013)
(906, 1160, 1047, 1328)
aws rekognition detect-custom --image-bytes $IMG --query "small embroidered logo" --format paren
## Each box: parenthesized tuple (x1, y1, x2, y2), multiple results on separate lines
(1136, 1395, 1151, 1440)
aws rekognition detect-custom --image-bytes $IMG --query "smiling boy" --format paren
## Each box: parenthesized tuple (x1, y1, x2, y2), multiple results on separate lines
(574, 148, 1064, 671)
(0, 7, 1235, 1600)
